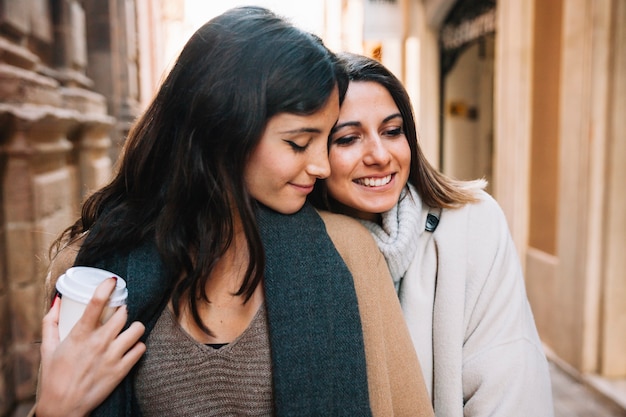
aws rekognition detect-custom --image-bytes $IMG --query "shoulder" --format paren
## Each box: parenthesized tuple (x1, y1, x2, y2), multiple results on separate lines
(471, 190, 508, 220)
(316, 210, 388, 273)
(466, 190, 512, 245)
(438, 190, 509, 238)
(434, 191, 517, 285)
(317, 210, 379, 253)
(317, 210, 373, 240)
(439, 192, 523, 308)
(317, 209, 369, 234)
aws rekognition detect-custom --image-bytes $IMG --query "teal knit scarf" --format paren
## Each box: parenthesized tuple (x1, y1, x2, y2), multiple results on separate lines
(76, 202, 372, 416)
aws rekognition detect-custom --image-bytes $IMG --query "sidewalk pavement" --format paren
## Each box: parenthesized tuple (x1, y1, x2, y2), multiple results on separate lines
(549, 352, 626, 417)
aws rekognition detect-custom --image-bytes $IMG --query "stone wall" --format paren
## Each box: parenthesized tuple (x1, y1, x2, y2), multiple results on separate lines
(0, 0, 128, 414)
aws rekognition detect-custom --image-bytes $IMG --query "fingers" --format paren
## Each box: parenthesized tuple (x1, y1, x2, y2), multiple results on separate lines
(118, 341, 146, 376)
(114, 321, 145, 348)
(41, 295, 61, 360)
(42, 294, 61, 329)
(98, 308, 144, 357)
(78, 278, 118, 328)
(98, 303, 129, 340)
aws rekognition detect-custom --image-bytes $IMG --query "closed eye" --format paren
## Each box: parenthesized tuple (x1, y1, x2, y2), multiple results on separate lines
(285, 140, 308, 152)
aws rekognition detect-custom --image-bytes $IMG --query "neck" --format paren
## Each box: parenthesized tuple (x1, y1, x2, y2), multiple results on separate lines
(177, 215, 264, 344)
(206, 228, 254, 296)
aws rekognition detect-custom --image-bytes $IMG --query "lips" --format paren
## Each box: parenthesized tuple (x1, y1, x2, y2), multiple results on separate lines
(354, 174, 392, 187)
(290, 183, 316, 193)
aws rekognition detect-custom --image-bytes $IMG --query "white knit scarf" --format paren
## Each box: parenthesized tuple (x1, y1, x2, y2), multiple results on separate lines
(359, 183, 423, 288)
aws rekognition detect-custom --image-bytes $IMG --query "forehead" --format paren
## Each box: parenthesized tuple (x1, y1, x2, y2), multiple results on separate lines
(340, 81, 397, 117)
(264, 88, 340, 133)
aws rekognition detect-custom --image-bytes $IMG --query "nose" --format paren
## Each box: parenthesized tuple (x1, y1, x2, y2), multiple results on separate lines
(306, 142, 331, 179)
(363, 136, 391, 166)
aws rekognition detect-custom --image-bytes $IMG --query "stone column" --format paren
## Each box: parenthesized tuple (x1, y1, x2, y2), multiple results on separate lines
(598, 0, 626, 377)
(554, 0, 620, 375)
(1, 109, 76, 399)
(84, 0, 141, 162)
(0, 1, 116, 411)
(61, 86, 115, 200)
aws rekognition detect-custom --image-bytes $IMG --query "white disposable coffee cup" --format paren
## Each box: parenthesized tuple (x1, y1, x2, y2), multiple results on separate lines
(55, 266, 128, 341)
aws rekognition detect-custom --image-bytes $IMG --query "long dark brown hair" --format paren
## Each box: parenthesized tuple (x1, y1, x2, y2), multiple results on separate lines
(50, 6, 347, 334)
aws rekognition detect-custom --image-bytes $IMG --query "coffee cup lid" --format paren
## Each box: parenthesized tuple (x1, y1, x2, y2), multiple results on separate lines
(56, 266, 128, 306)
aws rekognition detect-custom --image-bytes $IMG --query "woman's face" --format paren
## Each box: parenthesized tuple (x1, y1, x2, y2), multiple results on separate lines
(244, 88, 339, 214)
(326, 81, 411, 221)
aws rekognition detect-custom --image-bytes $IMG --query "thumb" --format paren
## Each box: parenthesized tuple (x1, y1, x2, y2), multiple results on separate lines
(40, 295, 61, 361)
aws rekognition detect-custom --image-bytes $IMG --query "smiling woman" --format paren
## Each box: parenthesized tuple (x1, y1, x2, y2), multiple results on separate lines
(310, 52, 554, 416)
(326, 81, 411, 222)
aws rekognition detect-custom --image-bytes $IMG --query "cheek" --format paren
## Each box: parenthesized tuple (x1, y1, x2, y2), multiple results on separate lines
(328, 148, 357, 181)
(244, 153, 273, 196)
(396, 142, 412, 173)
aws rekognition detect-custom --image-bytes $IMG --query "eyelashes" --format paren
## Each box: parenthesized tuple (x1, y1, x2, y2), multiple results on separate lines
(285, 140, 308, 152)
(385, 127, 404, 136)
(331, 127, 405, 147)
(332, 135, 358, 146)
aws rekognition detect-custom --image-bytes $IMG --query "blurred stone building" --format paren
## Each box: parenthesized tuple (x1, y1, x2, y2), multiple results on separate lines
(0, 0, 166, 415)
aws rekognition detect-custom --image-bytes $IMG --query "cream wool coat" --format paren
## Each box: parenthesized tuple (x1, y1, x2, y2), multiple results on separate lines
(397, 191, 554, 416)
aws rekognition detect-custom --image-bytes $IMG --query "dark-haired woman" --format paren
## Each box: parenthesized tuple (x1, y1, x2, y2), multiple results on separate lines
(32, 8, 433, 417)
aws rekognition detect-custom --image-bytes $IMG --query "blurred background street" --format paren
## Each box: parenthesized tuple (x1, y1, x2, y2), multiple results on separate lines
(0, 0, 624, 416)
(551, 362, 626, 417)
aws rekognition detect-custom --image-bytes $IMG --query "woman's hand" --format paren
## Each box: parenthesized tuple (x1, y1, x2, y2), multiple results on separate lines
(35, 278, 146, 417)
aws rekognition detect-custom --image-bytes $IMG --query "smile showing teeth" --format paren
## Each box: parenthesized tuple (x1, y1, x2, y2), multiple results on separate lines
(355, 174, 392, 187)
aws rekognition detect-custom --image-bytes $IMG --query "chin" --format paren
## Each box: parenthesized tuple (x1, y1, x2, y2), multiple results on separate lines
(362, 201, 397, 214)
(270, 204, 304, 215)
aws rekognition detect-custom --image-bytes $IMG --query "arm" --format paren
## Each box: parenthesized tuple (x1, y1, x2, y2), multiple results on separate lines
(461, 194, 554, 417)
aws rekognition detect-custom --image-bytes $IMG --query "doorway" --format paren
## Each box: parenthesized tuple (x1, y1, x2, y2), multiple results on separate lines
(439, 1, 496, 192)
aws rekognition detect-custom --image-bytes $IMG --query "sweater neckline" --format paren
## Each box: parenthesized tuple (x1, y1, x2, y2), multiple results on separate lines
(358, 184, 424, 286)
(163, 304, 266, 354)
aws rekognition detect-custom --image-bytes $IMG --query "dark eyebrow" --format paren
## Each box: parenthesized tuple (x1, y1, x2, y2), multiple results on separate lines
(383, 113, 403, 123)
(331, 121, 360, 133)
(278, 127, 322, 135)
